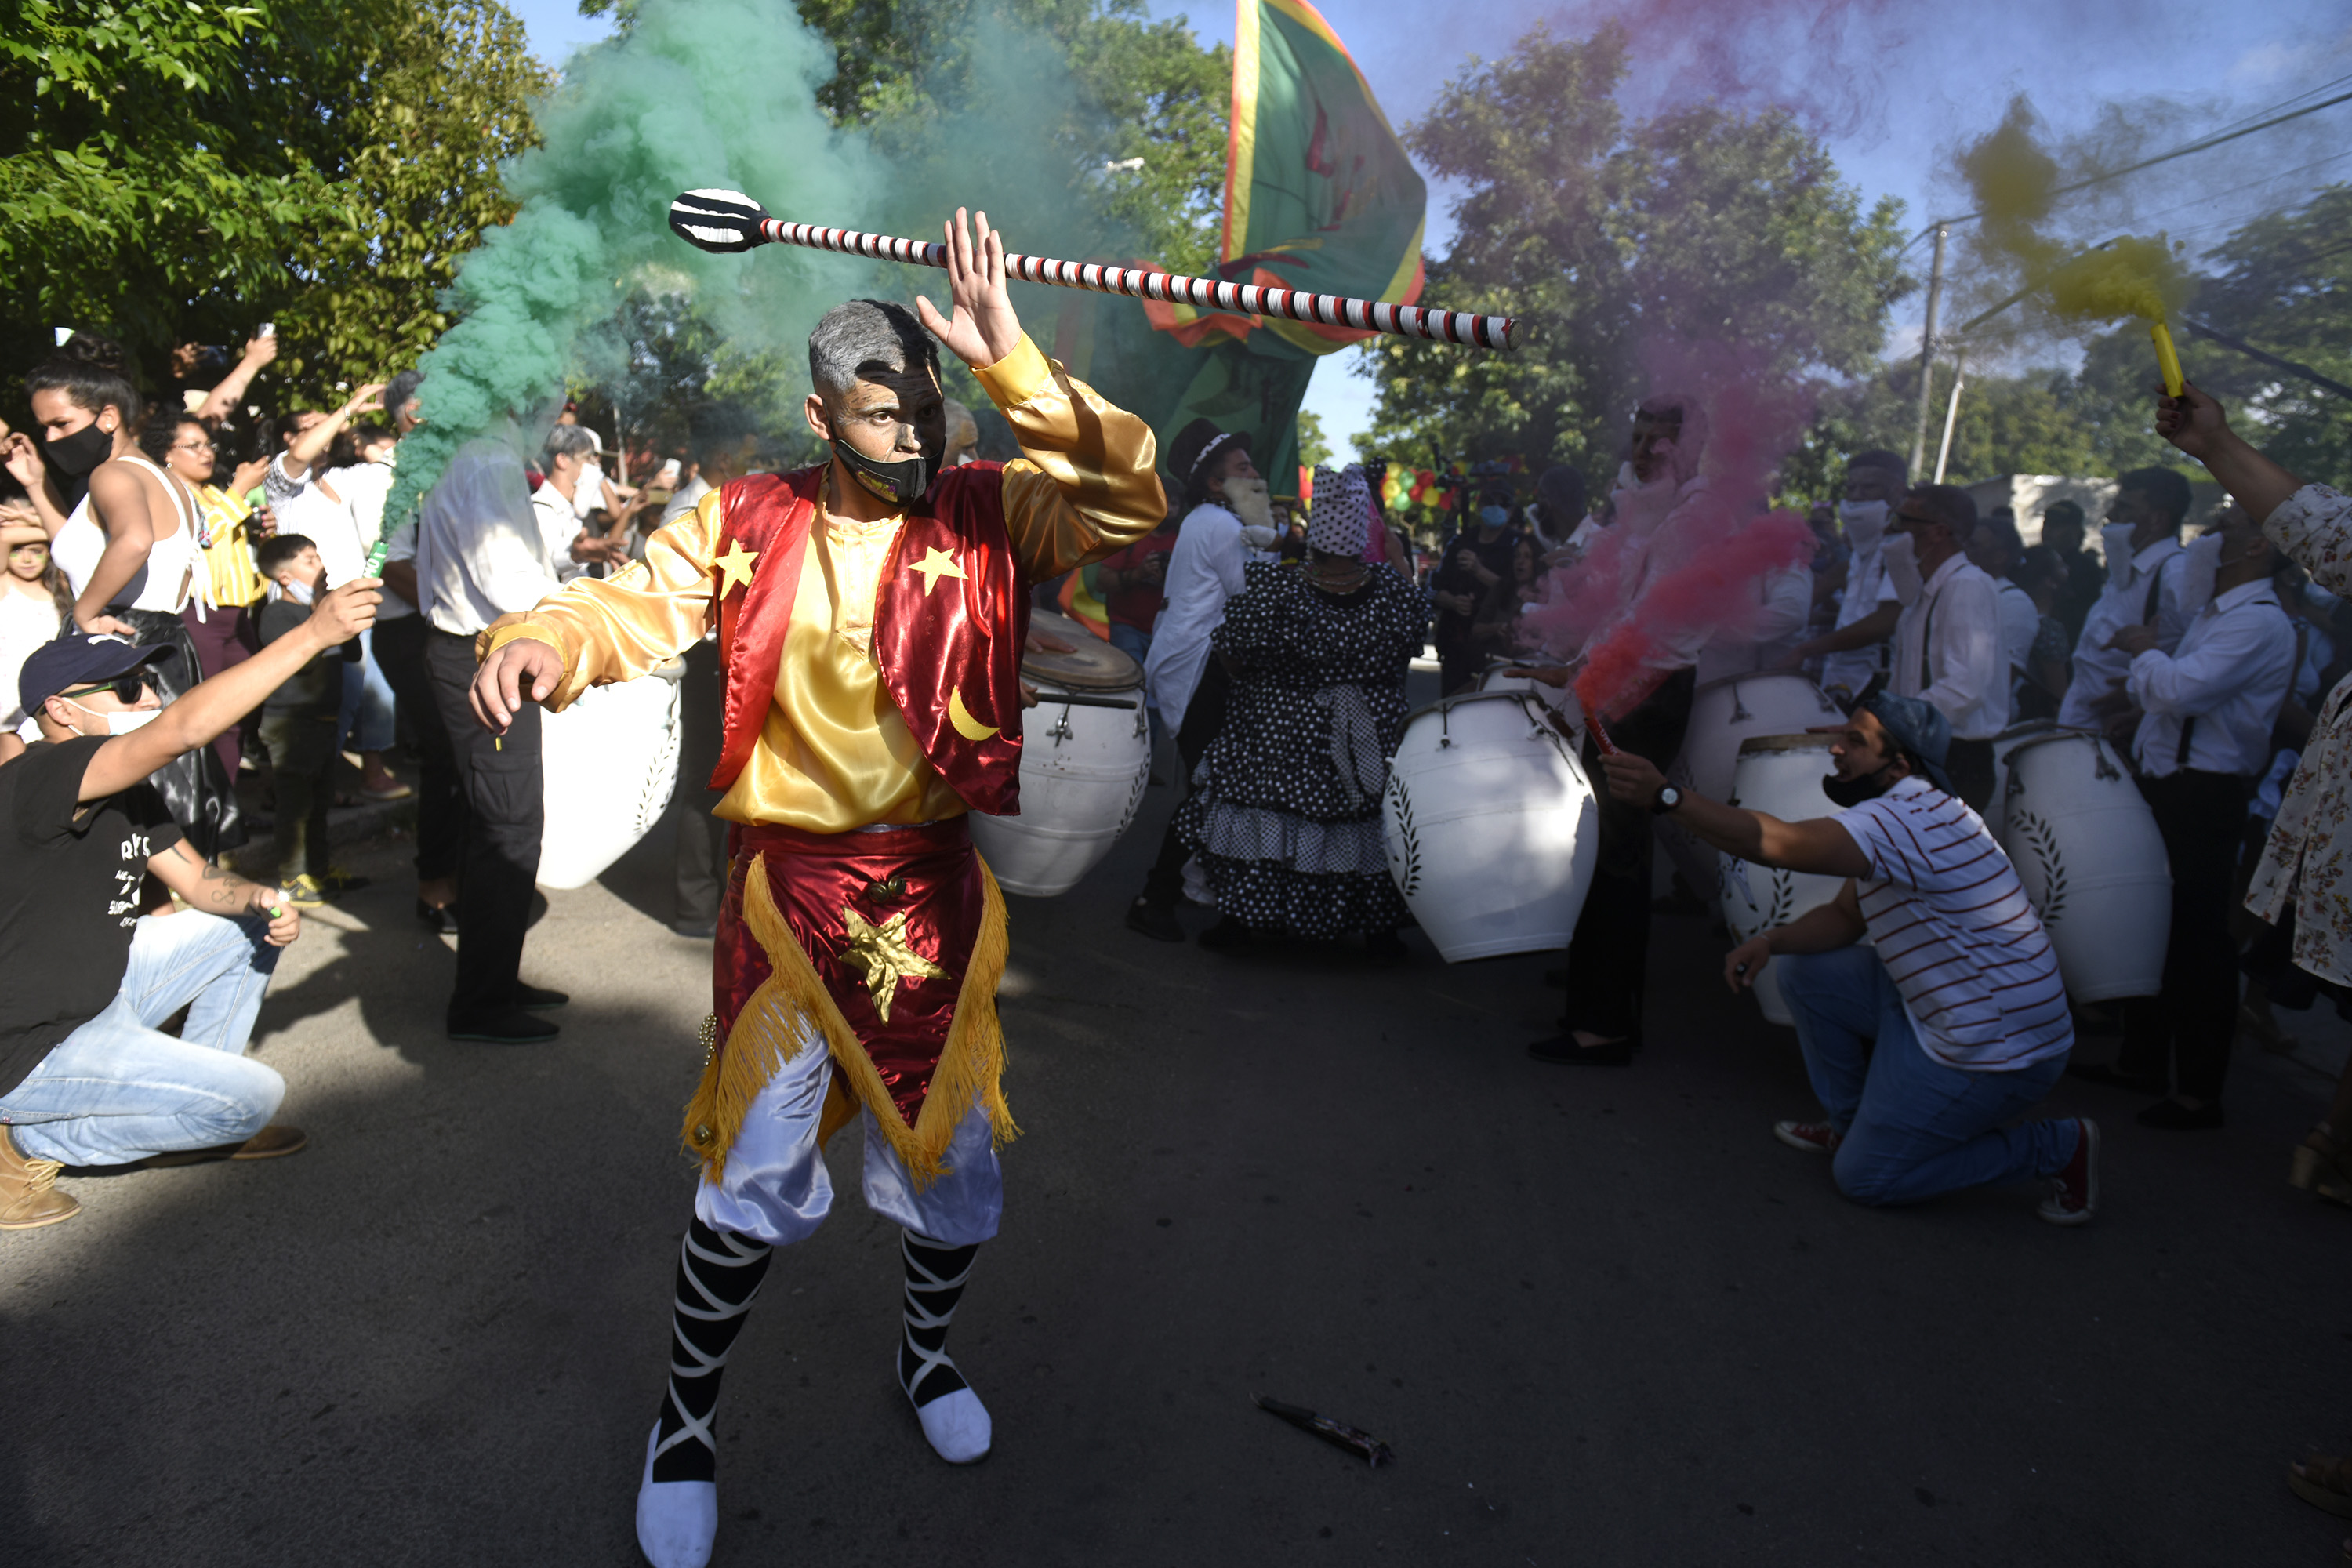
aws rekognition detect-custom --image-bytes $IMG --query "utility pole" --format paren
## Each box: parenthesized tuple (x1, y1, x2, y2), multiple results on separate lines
(1909, 223, 1947, 478)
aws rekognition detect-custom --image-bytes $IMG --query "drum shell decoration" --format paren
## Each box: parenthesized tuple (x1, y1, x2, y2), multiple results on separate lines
(1382, 691, 1599, 962)
(968, 610, 1152, 898)
(1991, 723, 2172, 1002)
(539, 661, 684, 891)
(1661, 671, 1845, 908)
(1718, 735, 1849, 1027)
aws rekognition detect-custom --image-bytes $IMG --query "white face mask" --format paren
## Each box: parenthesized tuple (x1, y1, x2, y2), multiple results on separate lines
(1838, 499, 1889, 553)
(281, 577, 315, 606)
(68, 700, 159, 737)
(2100, 522, 2137, 577)
(573, 461, 605, 519)
(1882, 532, 1924, 605)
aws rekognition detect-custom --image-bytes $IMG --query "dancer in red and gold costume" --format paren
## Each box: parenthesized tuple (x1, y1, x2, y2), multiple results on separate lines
(468, 210, 1161, 1568)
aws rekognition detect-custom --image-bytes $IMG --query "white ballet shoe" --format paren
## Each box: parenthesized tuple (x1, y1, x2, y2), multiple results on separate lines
(636, 1423, 718, 1568)
(912, 1385, 993, 1464)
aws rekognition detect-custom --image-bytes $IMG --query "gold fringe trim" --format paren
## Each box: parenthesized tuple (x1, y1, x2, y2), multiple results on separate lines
(679, 852, 1018, 1189)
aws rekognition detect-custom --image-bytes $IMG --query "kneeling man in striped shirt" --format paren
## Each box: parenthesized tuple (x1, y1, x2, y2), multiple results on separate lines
(1602, 689, 2096, 1225)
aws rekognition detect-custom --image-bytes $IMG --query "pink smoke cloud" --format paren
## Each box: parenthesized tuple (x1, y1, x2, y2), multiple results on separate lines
(1521, 337, 1820, 720)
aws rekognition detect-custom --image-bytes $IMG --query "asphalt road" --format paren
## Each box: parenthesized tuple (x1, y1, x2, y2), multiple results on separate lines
(7, 720, 2351, 1566)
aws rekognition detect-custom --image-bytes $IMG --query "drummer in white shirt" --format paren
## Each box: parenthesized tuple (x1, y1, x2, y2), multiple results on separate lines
(1598, 688, 2097, 1225)
(2057, 466, 2194, 735)
(1789, 450, 1907, 702)
(1964, 510, 2040, 724)
(1129, 419, 1260, 942)
(2093, 504, 2296, 1130)
(1885, 485, 2005, 808)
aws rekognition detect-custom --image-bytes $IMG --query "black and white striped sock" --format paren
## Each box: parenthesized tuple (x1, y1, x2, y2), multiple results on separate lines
(651, 1218, 772, 1484)
(898, 1230, 979, 1409)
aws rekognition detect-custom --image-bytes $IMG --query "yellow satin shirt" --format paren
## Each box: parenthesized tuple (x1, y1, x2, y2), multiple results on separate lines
(483, 335, 1163, 832)
(194, 485, 267, 609)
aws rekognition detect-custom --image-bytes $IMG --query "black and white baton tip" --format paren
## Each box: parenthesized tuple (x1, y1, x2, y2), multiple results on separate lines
(670, 188, 773, 254)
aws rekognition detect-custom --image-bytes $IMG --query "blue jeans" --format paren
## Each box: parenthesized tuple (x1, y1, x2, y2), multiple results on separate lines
(339, 629, 397, 753)
(1777, 944, 2078, 1207)
(1107, 621, 1163, 753)
(0, 911, 284, 1164)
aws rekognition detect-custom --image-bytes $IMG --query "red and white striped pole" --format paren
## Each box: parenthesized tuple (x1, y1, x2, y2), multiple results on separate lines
(670, 190, 1519, 353)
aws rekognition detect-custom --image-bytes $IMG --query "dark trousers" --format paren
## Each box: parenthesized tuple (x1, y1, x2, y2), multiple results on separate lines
(1140, 660, 1233, 909)
(1559, 669, 1697, 1039)
(1946, 737, 1996, 813)
(2120, 769, 2251, 1102)
(426, 627, 543, 1021)
(670, 637, 730, 927)
(376, 614, 469, 883)
(182, 603, 258, 778)
(258, 708, 337, 879)
(1438, 650, 1483, 699)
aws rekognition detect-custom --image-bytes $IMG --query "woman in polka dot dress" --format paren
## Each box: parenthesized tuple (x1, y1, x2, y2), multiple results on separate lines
(1174, 465, 1425, 958)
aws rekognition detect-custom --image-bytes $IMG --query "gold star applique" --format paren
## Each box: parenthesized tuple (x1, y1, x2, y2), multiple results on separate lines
(714, 540, 759, 597)
(838, 906, 949, 1024)
(908, 546, 967, 595)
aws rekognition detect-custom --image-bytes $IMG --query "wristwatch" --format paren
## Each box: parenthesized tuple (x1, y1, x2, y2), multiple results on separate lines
(1650, 784, 1683, 816)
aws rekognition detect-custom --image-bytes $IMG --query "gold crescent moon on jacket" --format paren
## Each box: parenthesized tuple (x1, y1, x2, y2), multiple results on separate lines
(947, 688, 1000, 741)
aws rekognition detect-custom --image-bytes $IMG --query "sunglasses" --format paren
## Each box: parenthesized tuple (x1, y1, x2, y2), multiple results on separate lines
(60, 673, 157, 704)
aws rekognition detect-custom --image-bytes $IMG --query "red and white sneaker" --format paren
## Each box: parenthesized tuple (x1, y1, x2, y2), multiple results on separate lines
(1773, 1120, 1842, 1154)
(2037, 1118, 2100, 1226)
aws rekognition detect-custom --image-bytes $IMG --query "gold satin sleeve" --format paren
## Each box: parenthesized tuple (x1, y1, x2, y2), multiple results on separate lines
(975, 334, 1165, 579)
(479, 490, 723, 709)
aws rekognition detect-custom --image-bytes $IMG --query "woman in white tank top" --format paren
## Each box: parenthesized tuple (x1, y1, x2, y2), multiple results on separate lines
(26, 343, 245, 855)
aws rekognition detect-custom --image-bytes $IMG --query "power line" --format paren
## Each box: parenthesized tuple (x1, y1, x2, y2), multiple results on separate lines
(1902, 85, 2352, 249)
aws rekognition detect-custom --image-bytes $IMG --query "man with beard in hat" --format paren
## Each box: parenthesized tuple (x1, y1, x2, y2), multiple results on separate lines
(1128, 417, 1268, 942)
(466, 210, 1163, 1568)
(1597, 688, 2097, 1225)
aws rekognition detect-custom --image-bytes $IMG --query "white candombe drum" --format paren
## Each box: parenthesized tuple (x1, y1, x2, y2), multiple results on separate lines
(968, 610, 1152, 897)
(1718, 735, 1850, 1027)
(1991, 721, 2171, 1002)
(1476, 662, 1543, 698)
(1659, 670, 1846, 904)
(538, 659, 684, 891)
(1383, 690, 1599, 962)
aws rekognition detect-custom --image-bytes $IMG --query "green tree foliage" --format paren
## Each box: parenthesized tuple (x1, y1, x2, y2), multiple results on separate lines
(1357, 24, 1911, 487)
(1, 0, 548, 413)
(1294, 408, 1330, 470)
(583, 0, 1231, 274)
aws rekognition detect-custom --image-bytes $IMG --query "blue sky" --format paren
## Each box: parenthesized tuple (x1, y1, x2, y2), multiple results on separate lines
(506, 0, 2352, 448)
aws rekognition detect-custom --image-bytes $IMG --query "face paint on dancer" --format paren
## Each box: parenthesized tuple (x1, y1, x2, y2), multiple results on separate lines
(815, 361, 949, 509)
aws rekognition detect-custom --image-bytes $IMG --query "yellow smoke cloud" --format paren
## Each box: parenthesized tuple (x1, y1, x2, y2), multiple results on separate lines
(1960, 98, 2188, 328)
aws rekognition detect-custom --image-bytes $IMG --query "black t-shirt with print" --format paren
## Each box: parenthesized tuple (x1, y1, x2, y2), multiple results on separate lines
(0, 737, 183, 1099)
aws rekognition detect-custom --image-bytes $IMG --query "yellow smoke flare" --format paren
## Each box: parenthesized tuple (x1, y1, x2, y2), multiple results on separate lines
(2151, 320, 2184, 397)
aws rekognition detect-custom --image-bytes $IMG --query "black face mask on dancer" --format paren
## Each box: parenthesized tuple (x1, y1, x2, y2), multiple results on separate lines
(833, 437, 935, 508)
(1820, 759, 1902, 809)
(45, 419, 114, 477)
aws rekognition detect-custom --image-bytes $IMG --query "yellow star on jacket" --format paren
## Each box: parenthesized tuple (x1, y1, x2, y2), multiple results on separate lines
(908, 545, 966, 594)
(838, 905, 949, 1024)
(714, 539, 759, 597)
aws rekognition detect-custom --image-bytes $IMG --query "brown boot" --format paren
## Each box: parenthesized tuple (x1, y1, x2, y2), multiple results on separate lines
(0, 1126, 80, 1230)
(124, 1125, 309, 1170)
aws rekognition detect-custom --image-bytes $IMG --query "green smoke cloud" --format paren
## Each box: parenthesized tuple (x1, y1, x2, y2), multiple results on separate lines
(387, 0, 877, 525)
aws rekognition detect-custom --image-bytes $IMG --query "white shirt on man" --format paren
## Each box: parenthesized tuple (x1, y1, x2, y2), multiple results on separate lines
(1143, 502, 1245, 732)
(532, 485, 596, 585)
(1820, 557, 1899, 698)
(2127, 579, 2296, 779)
(1994, 578, 2039, 722)
(413, 439, 562, 637)
(1834, 775, 2072, 1070)
(1694, 564, 1813, 684)
(1891, 554, 2007, 741)
(2059, 533, 2187, 730)
(662, 474, 712, 527)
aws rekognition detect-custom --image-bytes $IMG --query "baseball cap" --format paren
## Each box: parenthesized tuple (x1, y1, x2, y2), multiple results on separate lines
(19, 630, 175, 719)
(1857, 688, 1953, 793)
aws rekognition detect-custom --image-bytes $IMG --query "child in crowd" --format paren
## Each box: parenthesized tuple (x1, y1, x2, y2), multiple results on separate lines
(2, 510, 74, 730)
(252, 535, 365, 906)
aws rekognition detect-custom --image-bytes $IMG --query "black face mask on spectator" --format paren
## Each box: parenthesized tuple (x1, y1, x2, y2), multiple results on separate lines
(45, 420, 114, 477)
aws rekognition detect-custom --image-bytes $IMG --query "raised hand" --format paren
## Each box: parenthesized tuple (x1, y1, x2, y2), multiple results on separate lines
(916, 208, 1022, 370)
